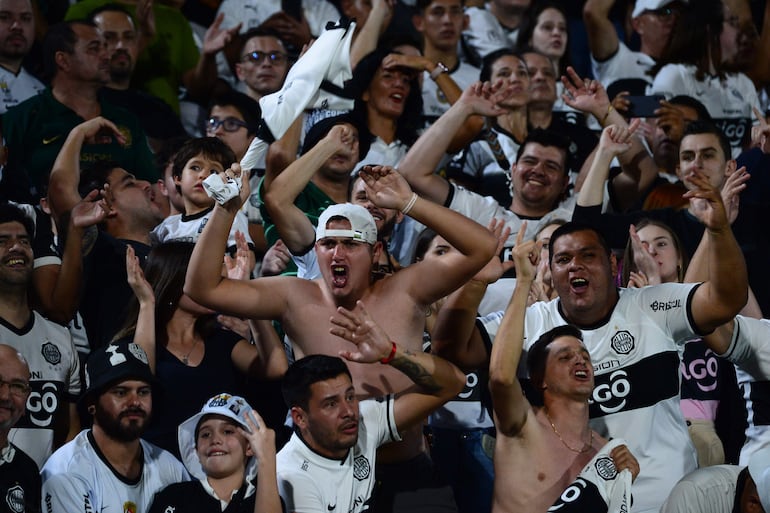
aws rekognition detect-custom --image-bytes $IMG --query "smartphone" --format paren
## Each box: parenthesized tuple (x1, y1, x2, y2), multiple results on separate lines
(625, 95, 665, 118)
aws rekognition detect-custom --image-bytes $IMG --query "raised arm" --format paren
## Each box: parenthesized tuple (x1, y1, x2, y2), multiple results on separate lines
(583, 0, 620, 62)
(398, 82, 507, 204)
(183, 13, 241, 102)
(577, 121, 639, 207)
(488, 228, 539, 436)
(262, 124, 356, 254)
(350, 0, 394, 68)
(360, 165, 497, 304)
(48, 117, 126, 226)
(330, 301, 465, 431)
(686, 169, 748, 333)
(562, 68, 658, 208)
(185, 165, 292, 321)
(125, 245, 157, 372)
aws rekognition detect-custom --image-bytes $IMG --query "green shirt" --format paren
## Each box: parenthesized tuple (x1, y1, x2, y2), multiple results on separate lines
(2, 87, 158, 201)
(259, 179, 335, 276)
(65, 0, 199, 113)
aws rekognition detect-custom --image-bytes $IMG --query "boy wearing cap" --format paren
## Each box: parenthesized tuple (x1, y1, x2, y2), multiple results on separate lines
(148, 393, 282, 513)
(40, 340, 188, 513)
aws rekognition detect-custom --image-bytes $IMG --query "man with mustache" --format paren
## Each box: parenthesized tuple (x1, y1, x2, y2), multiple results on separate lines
(88, 4, 186, 152)
(41, 339, 188, 513)
(0, 0, 44, 113)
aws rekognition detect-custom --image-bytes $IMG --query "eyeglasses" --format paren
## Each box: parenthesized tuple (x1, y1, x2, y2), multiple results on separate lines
(241, 51, 288, 65)
(206, 117, 248, 133)
(0, 378, 30, 397)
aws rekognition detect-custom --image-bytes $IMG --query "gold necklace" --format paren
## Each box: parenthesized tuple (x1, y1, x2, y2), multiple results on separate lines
(544, 408, 594, 454)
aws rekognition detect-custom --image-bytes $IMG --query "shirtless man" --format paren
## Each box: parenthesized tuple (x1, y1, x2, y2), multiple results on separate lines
(488, 227, 639, 512)
(185, 164, 496, 466)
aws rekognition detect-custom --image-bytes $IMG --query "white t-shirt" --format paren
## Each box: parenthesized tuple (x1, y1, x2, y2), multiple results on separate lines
(591, 41, 655, 94)
(478, 284, 701, 513)
(150, 207, 252, 251)
(0, 66, 45, 114)
(276, 396, 400, 513)
(2, 311, 81, 468)
(651, 63, 760, 158)
(660, 464, 743, 513)
(462, 5, 519, 64)
(41, 430, 189, 513)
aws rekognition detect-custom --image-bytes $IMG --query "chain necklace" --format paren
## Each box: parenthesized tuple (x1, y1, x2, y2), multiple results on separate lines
(544, 408, 594, 454)
(173, 339, 199, 366)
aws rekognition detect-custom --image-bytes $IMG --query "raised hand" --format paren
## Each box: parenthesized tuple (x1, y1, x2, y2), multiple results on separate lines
(560, 66, 611, 119)
(330, 301, 393, 363)
(597, 119, 641, 158)
(239, 408, 276, 466)
(472, 219, 514, 284)
(202, 13, 241, 56)
(720, 165, 749, 224)
(628, 224, 662, 286)
(70, 189, 111, 228)
(126, 245, 154, 306)
(655, 101, 690, 142)
(75, 117, 126, 146)
(259, 239, 291, 277)
(224, 230, 252, 281)
(260, 11, 312, 48)
(684, 169, 730, 230)
(359, 165, 413, 211)
(511, 221, 539, 282)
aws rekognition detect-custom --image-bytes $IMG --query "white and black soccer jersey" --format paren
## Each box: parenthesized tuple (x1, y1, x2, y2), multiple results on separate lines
(462, 5, 519, 64)
(0, 312, 81, 468)
(591, 42, 655, 96)
(650, 64, 760, 158)
(150, 207, 252, 251)
(421, 61, 480, 127)
(0, 67, 44, 114)
(478, 284, 701, 513)
(719, 315, 770, 466)
(276, 396, 400, 513)
(0, 443, 40, 513)
(41, 430, 188, 513)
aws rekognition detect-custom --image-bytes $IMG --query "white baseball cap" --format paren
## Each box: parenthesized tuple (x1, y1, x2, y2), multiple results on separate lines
(178, 394, 258, 481)
(749, 446, 770, 511)
(632, 0, 683, 18)
(316, 203, 377, 245)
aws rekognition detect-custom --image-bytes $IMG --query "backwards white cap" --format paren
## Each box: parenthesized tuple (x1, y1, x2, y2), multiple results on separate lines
(316, 203, 377, 245)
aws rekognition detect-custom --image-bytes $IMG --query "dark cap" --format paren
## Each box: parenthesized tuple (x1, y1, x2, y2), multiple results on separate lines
(300, 112, 371, 160)
(83, 339, 155, 402)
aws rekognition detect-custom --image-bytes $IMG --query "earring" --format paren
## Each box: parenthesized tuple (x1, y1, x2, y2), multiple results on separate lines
(87, 405, 95, 414)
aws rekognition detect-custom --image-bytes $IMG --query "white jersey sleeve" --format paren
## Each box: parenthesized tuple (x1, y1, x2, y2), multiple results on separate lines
(722, 316, 770, 380)
(42, 473, 95, 513)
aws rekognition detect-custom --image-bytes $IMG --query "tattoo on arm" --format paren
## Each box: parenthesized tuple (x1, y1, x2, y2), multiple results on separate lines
(390, 355, 442, 394)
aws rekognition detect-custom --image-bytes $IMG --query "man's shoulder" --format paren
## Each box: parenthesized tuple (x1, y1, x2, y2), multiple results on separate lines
(42, 431, 93, 477)
(3, 88, 51, 121)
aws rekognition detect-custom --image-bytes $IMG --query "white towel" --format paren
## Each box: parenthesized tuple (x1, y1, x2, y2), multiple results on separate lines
(240, 19, 356, 171)
(548, 438, 633, 513)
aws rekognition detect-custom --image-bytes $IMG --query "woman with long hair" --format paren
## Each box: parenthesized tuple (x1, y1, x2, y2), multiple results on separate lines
(119, 240, 287, 456)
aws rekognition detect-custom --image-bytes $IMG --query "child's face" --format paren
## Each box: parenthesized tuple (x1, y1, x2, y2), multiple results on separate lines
(196, 415, 252, 479)
(175, 153, 224, 211)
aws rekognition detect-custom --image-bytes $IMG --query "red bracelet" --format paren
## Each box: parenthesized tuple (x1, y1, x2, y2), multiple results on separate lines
(380, 342, 397, 364)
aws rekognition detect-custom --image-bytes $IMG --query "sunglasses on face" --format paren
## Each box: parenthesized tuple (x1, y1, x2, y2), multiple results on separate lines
(241, 51, 288, 65)
(206, 117, 248, 133)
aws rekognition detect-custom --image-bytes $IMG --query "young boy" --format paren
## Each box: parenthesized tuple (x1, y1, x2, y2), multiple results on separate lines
(150, 137, 253, 257)
(148, 393, 282, 513)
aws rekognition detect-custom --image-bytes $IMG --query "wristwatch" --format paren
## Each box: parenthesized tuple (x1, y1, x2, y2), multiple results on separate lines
(429, 62, 449, 81)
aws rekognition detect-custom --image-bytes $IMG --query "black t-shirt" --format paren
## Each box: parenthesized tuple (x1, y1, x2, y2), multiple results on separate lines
(0, 443, 41, 513)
